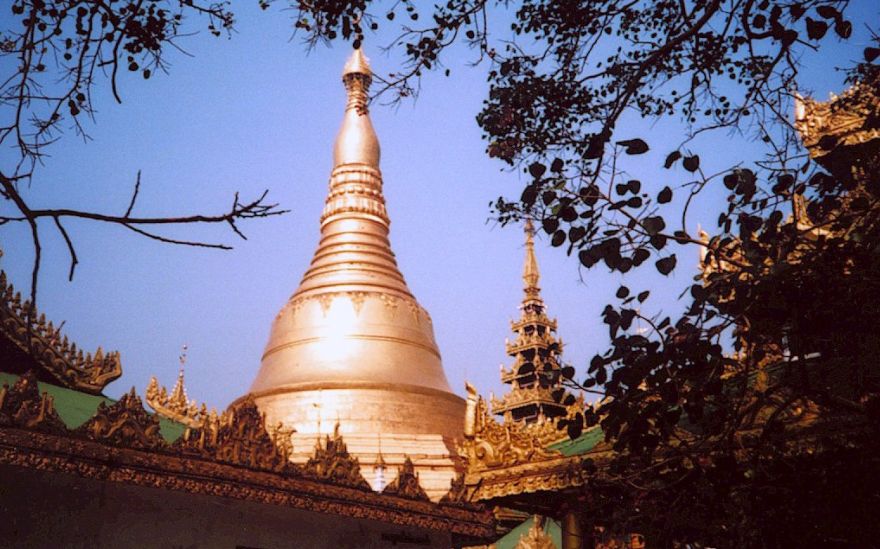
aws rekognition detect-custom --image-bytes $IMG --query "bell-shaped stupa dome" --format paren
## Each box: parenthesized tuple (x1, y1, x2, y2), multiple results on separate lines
(245, 49, 464, 501)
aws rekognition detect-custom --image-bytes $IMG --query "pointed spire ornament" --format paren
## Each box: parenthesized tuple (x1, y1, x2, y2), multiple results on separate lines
(522, 219, 543, 310)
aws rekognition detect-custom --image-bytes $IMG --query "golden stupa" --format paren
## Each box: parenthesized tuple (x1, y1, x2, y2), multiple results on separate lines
(245, 49, 465, 500)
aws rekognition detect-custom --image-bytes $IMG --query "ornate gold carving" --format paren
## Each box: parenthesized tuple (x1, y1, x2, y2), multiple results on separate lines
(0, 270, 122, 394)
(462, 384, 564, 472)
(302, 422, 371, 490)
(383, 456, 430, 501)
(516, 516, 556, 549)
(0, 428, 494, 539)
(145, 354, 210, 428)
(379, 293, 399, 318)
(795, 82, 880, 158)
(492, 386, 562, 416)
(406, 299, 422, 323)
(0, 370, 67, 435)
(177, 395, 293, 473)
(76, 388, 167, 451)
(317, 293, 334, 315)
(349, 291, 367, 315)
(439, 471, 468, 505)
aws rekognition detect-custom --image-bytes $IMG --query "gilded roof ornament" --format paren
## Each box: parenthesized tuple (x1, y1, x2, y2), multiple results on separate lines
(0, 270, 122, 394)
(0, 370, 67, 435)
(76, 387, 168, 451)
(491, 222, 569, 421)
(175, 395, 294, 473)
(515, 516, 556, 549)
(439, 471, 469, 505)
(462, 386, 563, 471)
(794, 81, 880, 160)
(302, 421, 371, 490)
(382, 456, 430, 501)
(145, 346, 211, 428)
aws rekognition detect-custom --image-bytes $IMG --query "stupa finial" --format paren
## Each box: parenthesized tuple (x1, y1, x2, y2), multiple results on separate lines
(333, 47, 380, 167)
(343, 47, 371, 79)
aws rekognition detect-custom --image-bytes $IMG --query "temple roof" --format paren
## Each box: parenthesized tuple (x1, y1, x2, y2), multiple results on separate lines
(0, 372, 185, 440)
(0, 270, 122, 394)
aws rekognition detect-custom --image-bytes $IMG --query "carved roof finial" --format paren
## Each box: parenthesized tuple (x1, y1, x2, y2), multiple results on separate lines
(382, 456, 429, 501)
(144, 345, 209, 429)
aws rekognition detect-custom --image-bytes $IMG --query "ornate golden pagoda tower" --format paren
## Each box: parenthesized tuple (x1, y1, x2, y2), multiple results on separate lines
(491, 221, 567, 423)
(245, 49, 465, 501)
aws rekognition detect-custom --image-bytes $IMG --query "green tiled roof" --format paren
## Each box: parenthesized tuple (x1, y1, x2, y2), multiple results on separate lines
(548, 425, 604, 457)
(494, 515, 561, 549)
(0, 372, 185, 442)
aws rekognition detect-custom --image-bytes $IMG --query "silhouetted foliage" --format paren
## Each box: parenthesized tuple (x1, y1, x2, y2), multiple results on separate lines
(283, 1, 880, 545)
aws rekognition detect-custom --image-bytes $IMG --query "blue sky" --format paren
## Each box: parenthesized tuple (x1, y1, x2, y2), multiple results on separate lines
(1, 2, 875, 409)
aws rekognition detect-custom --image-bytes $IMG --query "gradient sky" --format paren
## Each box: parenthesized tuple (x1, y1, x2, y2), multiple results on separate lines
(1, 3, 875, 410)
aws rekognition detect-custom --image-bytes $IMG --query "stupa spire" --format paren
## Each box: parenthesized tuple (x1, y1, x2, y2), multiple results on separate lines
(334, 48, 380, 169)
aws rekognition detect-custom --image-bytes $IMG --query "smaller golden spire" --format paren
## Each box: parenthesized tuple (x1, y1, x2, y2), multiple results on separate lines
(522, 219, 543, 309)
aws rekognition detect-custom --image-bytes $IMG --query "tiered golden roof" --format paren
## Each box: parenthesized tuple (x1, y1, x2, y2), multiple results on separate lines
(492, 221, 567, 421)
(0, 271, 121, 394)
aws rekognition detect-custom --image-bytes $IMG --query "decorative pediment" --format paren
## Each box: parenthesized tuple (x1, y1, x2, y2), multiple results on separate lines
(175, 395, 293, 473)
(302, 422, 371, 490)
(382, 457, 429, 501)
(462, 383, 564, 471)
(0, 271, 122, 394)
(76, 388, 167, 450)
(439, 471, 468, 505)
(0, 370, 67, 435)
(146, 368, 208, 428)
